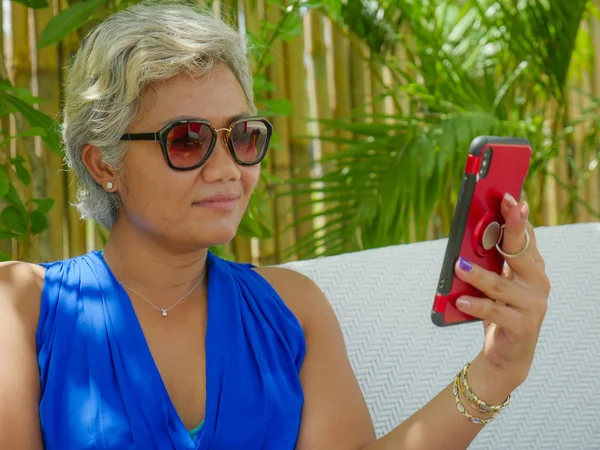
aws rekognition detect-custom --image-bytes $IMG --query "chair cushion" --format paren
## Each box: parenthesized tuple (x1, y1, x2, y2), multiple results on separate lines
(282, 223, 600, 449)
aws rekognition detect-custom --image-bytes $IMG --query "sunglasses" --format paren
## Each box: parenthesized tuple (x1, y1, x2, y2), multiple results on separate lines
(120, 116, 273, 171)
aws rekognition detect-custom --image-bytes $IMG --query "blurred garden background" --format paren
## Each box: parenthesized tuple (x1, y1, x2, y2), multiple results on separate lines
(0, 0, 598, 265)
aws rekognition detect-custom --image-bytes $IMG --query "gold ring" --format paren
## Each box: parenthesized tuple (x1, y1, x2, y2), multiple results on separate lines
(495, 225, 530, 259)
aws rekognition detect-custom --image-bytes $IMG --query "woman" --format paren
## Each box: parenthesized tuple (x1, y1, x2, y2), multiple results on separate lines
(0, 2, 549, 449)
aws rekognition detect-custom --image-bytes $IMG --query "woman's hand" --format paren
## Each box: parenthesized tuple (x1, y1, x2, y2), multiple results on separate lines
(453, 192, 550, 391)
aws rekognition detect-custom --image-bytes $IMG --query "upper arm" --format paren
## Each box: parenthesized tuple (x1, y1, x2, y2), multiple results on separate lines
(255, 267, 376, 450)
(0, 261, 45, 450)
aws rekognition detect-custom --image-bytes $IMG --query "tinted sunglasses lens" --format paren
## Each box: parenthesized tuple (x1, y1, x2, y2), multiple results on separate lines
(166, 122, 213, 168)
(231, 120, 269, 163)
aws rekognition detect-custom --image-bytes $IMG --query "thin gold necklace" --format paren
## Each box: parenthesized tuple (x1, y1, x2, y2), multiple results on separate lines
(104, 256, 206, 317)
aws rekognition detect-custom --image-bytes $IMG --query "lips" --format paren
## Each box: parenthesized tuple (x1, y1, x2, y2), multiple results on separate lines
(193, 193, 241, 211)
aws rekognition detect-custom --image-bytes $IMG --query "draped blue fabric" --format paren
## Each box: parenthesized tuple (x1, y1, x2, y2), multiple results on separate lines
(36, 251, 306, 449)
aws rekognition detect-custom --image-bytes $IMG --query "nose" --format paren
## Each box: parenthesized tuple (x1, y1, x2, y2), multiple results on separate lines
(201, 134, 241, 183)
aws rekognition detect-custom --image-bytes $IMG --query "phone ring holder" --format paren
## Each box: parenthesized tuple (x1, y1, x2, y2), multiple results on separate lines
(481, 221, 502, 251)
(495, 225, 530, 259)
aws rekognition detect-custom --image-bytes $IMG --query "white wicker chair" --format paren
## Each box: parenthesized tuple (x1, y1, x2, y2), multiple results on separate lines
(283, 223, 600, 450)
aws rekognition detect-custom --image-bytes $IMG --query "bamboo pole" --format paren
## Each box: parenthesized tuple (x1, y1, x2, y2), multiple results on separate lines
(10, 4, 30, 93)
(588, 13, 600, 216)
(349, 40, 370, 121)
(541, 100, 559, 227)
(307, 12, 334, 159)
(264, 2, 296, 264)
(302, 11, 331, 256)
(330, 24, 352, 142)
(60, 0, 87, 258)
(242, 0, 272, 264)
(10, 3, 39, 260)
(35, 1, 68, 261)
(348, 40, 369, 245)
(572, 21, 591, 223)
(283, 11, 312, 253)
(395, 33, 410, 116)
(370, 57, 387, 121)
(0, 3, 12, 259)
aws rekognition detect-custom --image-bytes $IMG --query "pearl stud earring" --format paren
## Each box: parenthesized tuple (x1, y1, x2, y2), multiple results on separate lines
(106, 182, 114, 189)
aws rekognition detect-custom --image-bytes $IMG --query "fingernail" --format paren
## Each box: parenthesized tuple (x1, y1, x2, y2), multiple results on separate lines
(458, 257, 473, 272)
(456, 298, 471, 310)
(520, 202, 529, 220)
(504, 192, 518, 207)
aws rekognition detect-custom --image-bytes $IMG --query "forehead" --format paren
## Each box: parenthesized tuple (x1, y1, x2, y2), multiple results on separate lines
(134, 64, 250, 130)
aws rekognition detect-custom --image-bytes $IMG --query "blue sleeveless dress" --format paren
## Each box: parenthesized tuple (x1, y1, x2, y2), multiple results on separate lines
(36, 250, 306, 449)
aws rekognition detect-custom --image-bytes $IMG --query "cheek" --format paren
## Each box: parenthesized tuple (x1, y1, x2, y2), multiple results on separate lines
(119, 149, 194, 213)
(241, 166, 261, 195)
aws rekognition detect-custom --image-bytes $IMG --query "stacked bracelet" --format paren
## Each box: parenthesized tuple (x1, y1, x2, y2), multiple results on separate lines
(452, 362, 512, 425)
(459, 362, 511, 414)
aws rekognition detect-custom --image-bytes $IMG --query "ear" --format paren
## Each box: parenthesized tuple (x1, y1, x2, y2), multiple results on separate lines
(81, 144, 119, 191)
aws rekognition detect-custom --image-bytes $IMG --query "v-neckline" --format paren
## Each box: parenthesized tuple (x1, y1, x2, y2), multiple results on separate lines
(94, 250, 218, 449)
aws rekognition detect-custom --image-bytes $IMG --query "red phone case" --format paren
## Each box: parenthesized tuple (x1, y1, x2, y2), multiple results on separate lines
(431, 136, 531, 327)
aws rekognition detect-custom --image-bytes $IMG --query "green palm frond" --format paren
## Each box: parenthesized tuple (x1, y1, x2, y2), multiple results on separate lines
(281, 0, 598, 260)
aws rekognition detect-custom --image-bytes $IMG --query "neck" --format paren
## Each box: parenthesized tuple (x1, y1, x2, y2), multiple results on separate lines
(102, 216, 208, 304)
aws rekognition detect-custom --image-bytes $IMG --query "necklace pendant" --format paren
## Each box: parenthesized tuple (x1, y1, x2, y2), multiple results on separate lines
(161, 310, 168, 317)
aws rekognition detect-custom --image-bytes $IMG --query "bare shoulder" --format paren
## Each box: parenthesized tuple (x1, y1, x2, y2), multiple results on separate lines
(0, 261, 45, 449)
(0, 261, 45, 327)
(252, 266, 330, 329)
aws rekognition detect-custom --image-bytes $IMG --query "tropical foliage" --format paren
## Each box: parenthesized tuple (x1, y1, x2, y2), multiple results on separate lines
(286, 0, 600, 259)
(0, 0, 598, 263)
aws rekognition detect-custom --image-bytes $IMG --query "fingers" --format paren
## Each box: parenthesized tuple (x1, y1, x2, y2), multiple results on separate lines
(455, 257, 530, 310)
(455, 296, 538, 337)
(499, 194, 533, 260)
(499, 193, 545, 281)
(456, 257, 550, 314)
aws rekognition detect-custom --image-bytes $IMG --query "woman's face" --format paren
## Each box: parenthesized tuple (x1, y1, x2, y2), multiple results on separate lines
(116, 64, 261, 250)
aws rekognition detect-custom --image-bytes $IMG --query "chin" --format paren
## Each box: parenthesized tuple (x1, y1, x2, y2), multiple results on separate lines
(199, 222, 240, 247)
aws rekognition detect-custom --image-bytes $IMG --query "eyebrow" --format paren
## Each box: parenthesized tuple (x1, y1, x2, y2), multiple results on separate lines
(159, 113, 251, 127)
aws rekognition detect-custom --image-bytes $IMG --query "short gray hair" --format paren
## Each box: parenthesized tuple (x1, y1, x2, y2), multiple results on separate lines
(62, 0, 255, 229)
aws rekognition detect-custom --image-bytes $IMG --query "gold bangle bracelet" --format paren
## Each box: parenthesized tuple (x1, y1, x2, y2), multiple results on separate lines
(452, 375, 498, 425)
(459, 362, 511, 414)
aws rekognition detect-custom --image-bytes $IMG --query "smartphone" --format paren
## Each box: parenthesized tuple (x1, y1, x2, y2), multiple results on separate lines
(431, 136, 532, 327)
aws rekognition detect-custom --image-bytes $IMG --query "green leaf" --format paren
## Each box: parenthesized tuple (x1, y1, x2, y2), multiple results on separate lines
(0, 100, 17, 116)
(0, 92, 62, 155)
(15, 164, 31, 187)
(9, 0, 47, 10)
(253, 74, 275, 94)
(237, 189, 273, 239)
(1, 206, 28, 236)
(38, 0, 106, 49)
(0, 251, 11, 262)
(0, 167, 9, 198)
(18, 127, 46, 138)
(0, 230, 19, 239)
(0, 80, 45, 105)
(237, 211, 271, 238)
(11, 158, 31, 187)
(29, 210, 49, 234)
(5, 183, 27, 214)
(32, 198, 55, 214)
